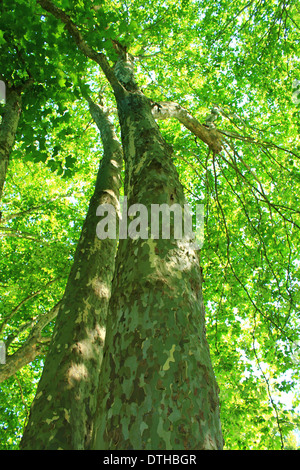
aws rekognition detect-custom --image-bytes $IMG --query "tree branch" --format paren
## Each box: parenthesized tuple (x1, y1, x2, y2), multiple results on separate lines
(0, 301, 61, 383)
(0, 278, 61, 335)
(0, 227, 45, 242)
(0, 193, 70, 224)
(151, 101, 223, 154)
(36, 0, 123, 95)
(0, 86, 23, 201)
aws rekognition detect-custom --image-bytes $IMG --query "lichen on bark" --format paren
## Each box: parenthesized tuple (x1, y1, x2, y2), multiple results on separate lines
(20, 98, 123, 450)
(92, 57, 223, 450)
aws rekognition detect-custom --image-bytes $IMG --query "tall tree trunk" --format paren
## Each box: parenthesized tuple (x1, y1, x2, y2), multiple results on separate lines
(92, 55, 223, 450)
(20, 99, 123, 450)
(0, 85, 22, 201)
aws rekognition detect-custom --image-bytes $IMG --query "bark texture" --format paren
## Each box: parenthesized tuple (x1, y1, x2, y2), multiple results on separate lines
(151, 101, 222, 154)
(22, 2, 223, 449)
(0, 86, 22, 200)
(20, 100, 122, 450)
(92, 56, 223, 450)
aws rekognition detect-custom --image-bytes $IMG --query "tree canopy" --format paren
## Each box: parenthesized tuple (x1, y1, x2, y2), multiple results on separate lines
(0, 0, 299, 449)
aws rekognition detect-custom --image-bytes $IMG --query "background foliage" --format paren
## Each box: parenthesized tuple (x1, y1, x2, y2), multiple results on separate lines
(0, 0, 299, 449)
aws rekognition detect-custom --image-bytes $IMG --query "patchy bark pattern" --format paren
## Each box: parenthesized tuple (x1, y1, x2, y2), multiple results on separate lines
(92, 57, 223, 450)
(151, 101, 223, 155)
(0, 86, 22, 200)
(20, 102, 122, 450)
(22, 2, 223, 450)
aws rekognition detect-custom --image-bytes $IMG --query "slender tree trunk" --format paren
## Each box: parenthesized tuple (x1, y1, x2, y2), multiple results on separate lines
(0, 86, 22, 200)
(92, 56, 223, 450)
(20, 99, 123, 450)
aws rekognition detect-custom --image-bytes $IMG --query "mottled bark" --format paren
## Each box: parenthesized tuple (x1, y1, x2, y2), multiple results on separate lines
(0, 86, 22, 200)
(20, 100, 123, 450)
(27, 1, 223, 450)
(92, 56, 223, 450)
(151, 101, 223, 154)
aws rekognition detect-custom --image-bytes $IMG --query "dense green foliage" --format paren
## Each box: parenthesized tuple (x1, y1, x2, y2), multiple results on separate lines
(0, 0, 299, 449)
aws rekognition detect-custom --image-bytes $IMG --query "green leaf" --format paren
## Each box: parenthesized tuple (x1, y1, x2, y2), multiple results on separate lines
(58, 77, 66, 88)
(0, 30, 6, 45)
